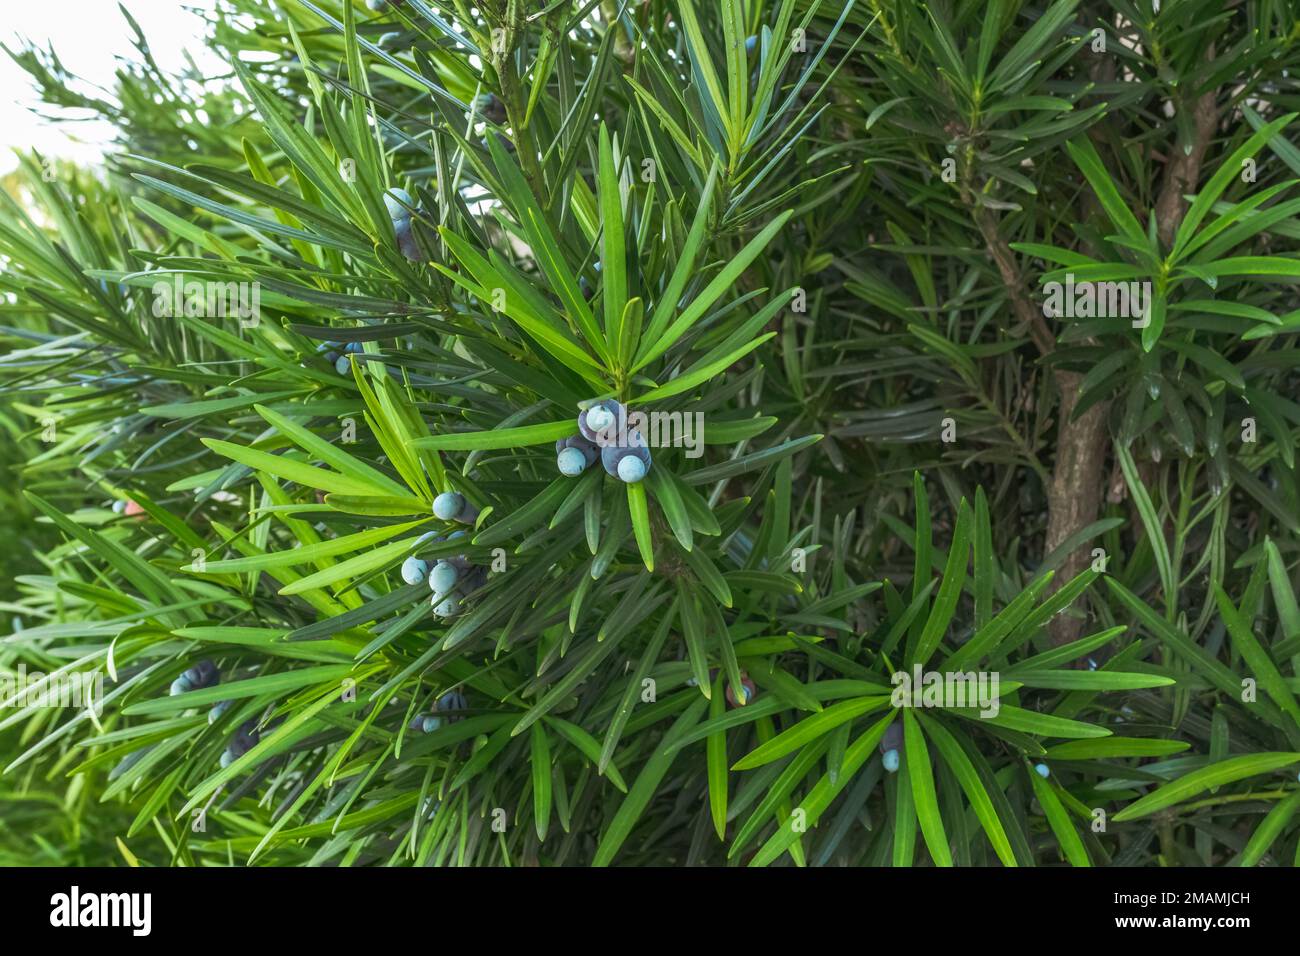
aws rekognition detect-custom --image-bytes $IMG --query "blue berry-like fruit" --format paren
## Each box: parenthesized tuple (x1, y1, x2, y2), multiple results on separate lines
(432, 594, 461, 618)
(601, 439, 652, 482)
(401, 556, 429, 586)
(879, 722, 904, 754)
(428, 560, 459, 595)
(556, 434, 600, 476)
(1034, 763, 1050, 778)
(170, 659, 219, 696)
(745, 34, 757, 54)
(437, 689, 468, 715)
(335, 355, 351, 375)
(208, 699, 233, 725)
(556, 435, 599, 476)
(315, 340, 342, 365)
(585, 404, 615, 434)
(221, 719, 261, 768)
(882, 749, 900, 773)
(383, 186, 414, 221)
(396, 224, 422, 261)
(411, 713, 442, 734)
(186, 660, 219, 685)
(411, 691, 467, 734)
(557, 446, 587, 476)
(578, 398, 624, 444)
(617, 455, 647, 483)
(433, 491, 466, 521)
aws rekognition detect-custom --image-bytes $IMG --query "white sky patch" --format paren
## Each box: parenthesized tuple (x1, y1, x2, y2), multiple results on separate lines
(0, 0, 222, 175)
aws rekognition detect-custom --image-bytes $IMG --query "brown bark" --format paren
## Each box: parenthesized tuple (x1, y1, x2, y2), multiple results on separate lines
(1155, 89, 1221, 249)
(1038, 40, 1118, 646)
(1044, 372, 1109, 641)
(975, 206, 1113, 644)
(1041, 77, 1218, 644)
(975, 210, 1055, 359)
(967, 37, 1221, 645)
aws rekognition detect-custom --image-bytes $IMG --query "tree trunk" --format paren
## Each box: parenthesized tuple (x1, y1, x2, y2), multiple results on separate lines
(1045, 372, 1109, 645)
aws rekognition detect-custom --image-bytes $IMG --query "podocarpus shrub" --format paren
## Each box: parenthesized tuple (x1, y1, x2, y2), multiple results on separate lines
(2, 0, 1300, 868)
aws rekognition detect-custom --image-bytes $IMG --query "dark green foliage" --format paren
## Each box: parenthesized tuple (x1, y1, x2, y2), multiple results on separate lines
(2, 0, 1300, 868)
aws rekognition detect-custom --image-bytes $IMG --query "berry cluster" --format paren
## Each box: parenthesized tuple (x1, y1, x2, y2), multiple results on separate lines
(316, 340, 365, 375)
(401, 528, 485, 618)
(560, 399, 651, 483)
(410, 689, 468, 733)
(169, 659, 219, 697)
(167, 666, 261, 770)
